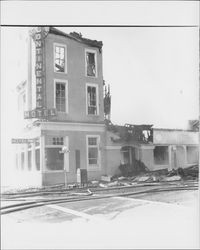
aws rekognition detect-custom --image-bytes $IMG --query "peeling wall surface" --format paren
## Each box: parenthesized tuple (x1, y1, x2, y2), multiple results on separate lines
(153, 129, 198, 145)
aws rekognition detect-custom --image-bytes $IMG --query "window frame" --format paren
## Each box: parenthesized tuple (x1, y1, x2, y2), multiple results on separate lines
(186, 145, 199, 165)
(86, 135, 101, 171)
(53, 43, 67, 74)
(44, 136, 69, 172)
(153, 145, 169, 166)
(54, 79, 68, 113)
(85, 49, 98, 78)
(86, 83, 99, 116)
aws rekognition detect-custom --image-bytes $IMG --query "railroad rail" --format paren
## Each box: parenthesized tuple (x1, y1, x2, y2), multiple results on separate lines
(1, 182, 198, 215)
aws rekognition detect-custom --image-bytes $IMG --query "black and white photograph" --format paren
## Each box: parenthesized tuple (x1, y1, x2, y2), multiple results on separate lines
(1, 1, 199, 249)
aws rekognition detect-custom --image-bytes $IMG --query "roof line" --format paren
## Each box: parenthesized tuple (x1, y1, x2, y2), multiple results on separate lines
(49, 27, 103, 49)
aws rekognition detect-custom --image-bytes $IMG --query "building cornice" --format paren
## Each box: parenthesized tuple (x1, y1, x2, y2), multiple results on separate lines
(40, 121, 105, 132)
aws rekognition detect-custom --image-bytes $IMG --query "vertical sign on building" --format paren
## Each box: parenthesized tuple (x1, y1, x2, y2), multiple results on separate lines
(24, 27, 57, 119)
(35, 27, 44, 109)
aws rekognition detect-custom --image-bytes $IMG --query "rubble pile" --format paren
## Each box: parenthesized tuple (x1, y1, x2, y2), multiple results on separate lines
(93, 164, 199, 188)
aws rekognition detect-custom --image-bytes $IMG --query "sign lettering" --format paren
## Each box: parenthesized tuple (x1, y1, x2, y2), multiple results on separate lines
(25, 27, 56, 119)
(24, 108, 57, 119)
(11, 138, 38, 144)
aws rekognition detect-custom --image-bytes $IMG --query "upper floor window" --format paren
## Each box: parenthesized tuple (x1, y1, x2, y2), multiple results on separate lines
(85, 49, 97, 77)
(86, 84, 99, 115)
(54, 80, 68, 113)
(54, 44, 67, 73)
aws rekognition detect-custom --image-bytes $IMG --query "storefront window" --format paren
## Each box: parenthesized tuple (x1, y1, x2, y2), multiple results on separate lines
(21, 152, 24, 170)
(45, 148, 64, 171)
(28, 151, 32, 170)
(154, 146, 169, 165)
(35, 148, 40, 171)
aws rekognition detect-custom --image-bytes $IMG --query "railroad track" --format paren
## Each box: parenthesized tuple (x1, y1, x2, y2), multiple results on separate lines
(1, 180, 198, 198)
(1, 183, 198, 215)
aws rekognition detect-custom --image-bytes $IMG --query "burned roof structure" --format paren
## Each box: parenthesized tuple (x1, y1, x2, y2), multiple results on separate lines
(106, 120, 153, 144)
(49, 27, 103, 51)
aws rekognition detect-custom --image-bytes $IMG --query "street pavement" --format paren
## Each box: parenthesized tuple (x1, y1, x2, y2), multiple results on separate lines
(1, 190, 199, 249)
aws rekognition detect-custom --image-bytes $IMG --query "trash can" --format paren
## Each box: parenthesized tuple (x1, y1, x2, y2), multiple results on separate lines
(77, 168, 88, 186)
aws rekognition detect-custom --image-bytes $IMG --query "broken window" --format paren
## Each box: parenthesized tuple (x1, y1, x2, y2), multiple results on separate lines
(87, 85, 98, 115)
(54, 45, 65, 72)
(55, 82, 66, 112)
(86, 51, 96, 77)
(88, 136, 99, 166)
(186, 146, 198, 164)
(154, 146, 169, 165)
(45, 148, 64, 171)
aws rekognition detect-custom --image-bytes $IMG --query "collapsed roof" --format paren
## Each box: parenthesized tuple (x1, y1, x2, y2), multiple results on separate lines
(49, 27, 103, 50)
(106, 120, 153, 144)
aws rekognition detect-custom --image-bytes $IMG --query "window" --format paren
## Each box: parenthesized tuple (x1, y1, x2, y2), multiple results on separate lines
(154, 146, 169, 165)
(186, 146, 198, 164)
(87, 84, 98, 115)
(52, 137, 64, 145)
(21, 152, 25, 170)
(45, 136, 68, 171)
(54, 81, 67, 112)
(87, 136, 100, 168)
(28, 151, 32, 170)
(54, 44, 66, 73)
(45, 148, 64, 171)
(85, 50, 97, 77)
(35, 149, 40, 171)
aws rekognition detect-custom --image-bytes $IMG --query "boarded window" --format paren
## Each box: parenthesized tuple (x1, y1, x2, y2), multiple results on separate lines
(87, 86, 97, 115)
(186, 146, 198, 164)
(45, 148, 64, 171)
(56, 83, 66, 112)
(154, 146, 169, 165)
(55, 46, 65, 72)
(35, 149, 40, 171)
(86, 52, 96, 77)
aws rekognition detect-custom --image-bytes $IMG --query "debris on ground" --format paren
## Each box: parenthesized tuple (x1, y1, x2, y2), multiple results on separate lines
(163, 175, 182, 182)
(107, 181, 119, 187)
(99, 183, 108, 188)
(101, 175, 112, 182)
(91, 180, 99, 185)
(134, 176, 151, 182)
(118, 176, 127, 181)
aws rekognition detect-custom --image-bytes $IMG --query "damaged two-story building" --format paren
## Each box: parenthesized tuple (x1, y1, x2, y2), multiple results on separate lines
(14, 27, 199, 187)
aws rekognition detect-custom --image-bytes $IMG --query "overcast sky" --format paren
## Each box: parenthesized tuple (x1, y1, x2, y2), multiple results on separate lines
(1, 26, 199, 131)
